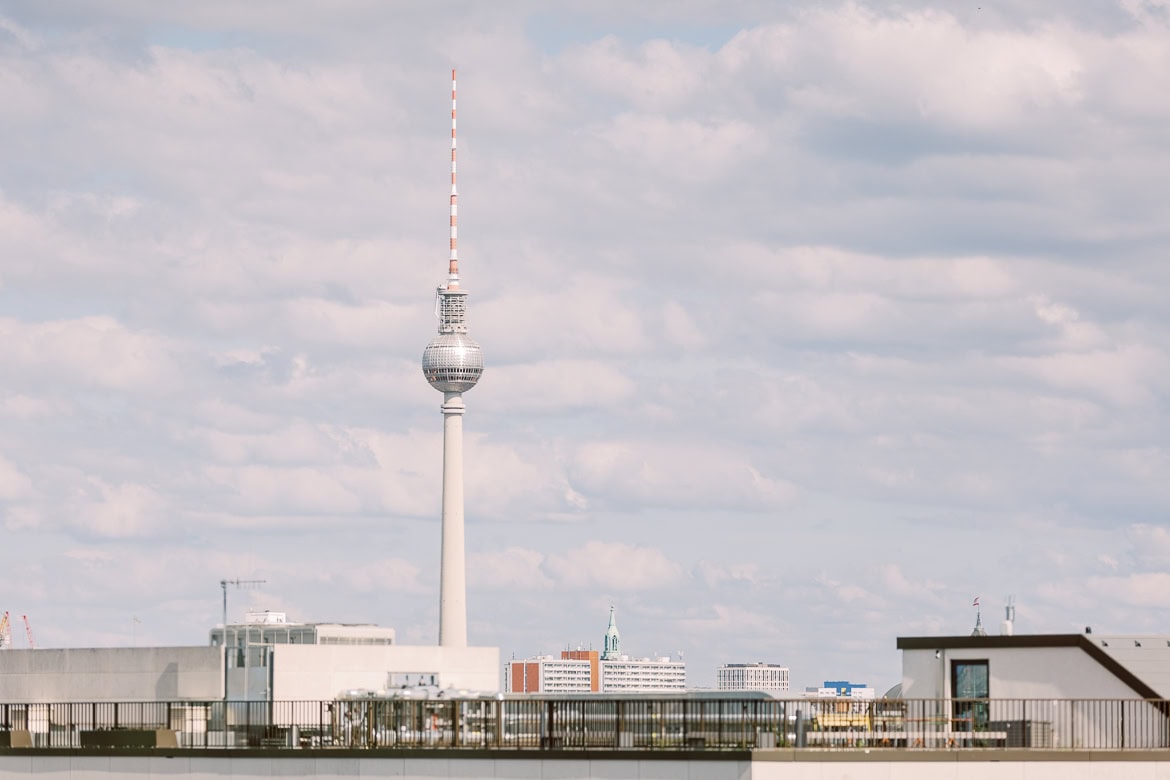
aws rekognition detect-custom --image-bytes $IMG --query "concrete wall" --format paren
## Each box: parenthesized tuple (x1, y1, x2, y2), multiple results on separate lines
(1, 753, 1168, 779)
(0, 644, 500, 704)
(0, 647, 222, 703)
(271, 644, 500, 699)
(752, 754, 1170, 780)
(0, 755, 751, 780)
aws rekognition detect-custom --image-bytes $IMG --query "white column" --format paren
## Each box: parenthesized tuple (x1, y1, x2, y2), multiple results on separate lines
(439, 391, 468, 647)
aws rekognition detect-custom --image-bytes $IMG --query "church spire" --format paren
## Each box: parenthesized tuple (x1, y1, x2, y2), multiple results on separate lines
(602, 605, 622, 660)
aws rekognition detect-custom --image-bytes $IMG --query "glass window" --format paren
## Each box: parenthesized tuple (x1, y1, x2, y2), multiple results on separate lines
(951, 660, 989, 731)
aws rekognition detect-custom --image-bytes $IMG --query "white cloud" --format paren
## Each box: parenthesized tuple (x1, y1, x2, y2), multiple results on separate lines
(345, 558, 426, 595)
(596, 113, 767, 182)
(0, 455, 34, 500)
(569, 441, 799, 511)
(471, 541, 685, 592)
(0, 317, 182, 393)
(1085, 573, 1170, 609)
(694, 561, 765, 588)
(879, 564, 945, 603)
(676, 605, 781, 637)
(1001, 344, 1169, 406)
(0, 394, 59, 419)
(470, 547, 554, 590)
(477, 359, 635, 413)
(564, 36, 711, 110)
(661, 301, 706, 349)
(550, 541, 685, 590)
(67, 479, 168, 539)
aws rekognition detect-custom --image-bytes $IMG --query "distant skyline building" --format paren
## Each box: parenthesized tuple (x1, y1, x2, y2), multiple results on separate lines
(507, 608, 685, 693)
(717, 662, 790, 693)
(805, 680, 876, 699)
(601, 656, 686, 693)
(421, 69, 484, 648)
(506, 654, 593, 694)
(562, 648, 601, 692)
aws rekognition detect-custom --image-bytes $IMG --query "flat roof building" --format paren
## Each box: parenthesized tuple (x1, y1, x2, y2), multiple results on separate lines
(601, 656, 686, 693)
(717, 663, 790, 693)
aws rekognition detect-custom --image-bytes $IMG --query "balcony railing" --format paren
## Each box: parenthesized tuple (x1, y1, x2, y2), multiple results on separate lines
(0, 697, 1166, 751)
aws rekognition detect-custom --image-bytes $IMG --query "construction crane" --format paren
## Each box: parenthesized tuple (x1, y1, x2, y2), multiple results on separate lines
(0, 612, 10, 649)
(21, 615, 33, 649)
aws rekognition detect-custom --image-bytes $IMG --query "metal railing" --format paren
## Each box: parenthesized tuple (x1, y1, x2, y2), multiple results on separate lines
(0, 697, 1167, 751)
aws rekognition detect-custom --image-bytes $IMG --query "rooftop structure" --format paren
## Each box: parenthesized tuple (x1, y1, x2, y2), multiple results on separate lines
(208, 611, 395, 648)
(898, 632, 1170, 701)
(421, 69, 483, 648)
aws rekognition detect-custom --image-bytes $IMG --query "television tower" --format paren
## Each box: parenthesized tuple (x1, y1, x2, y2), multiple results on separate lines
(421, 69, 484, 647)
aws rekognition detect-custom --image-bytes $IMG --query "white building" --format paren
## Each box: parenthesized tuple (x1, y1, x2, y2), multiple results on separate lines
(897, 631, 1170, 748)
(0, 612, 499, 704)
(899, 632, 1170, 701)
(601, 656, 686, 693)
(717, 663, 790, 693)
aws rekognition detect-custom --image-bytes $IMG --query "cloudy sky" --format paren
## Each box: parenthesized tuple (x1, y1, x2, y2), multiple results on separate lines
(2, 0, 1169, 691)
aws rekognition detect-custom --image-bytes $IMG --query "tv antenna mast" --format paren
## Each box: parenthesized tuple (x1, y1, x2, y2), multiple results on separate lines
(220, 578, 267, 629)
(219, 578, 266, 702)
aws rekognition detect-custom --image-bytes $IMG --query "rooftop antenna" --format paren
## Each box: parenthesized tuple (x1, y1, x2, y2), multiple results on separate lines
(448, 67, 459, 288)
(219, 578, 266, 702)
(220, 578, 267, 629)
(1001, 595, 1016, 636)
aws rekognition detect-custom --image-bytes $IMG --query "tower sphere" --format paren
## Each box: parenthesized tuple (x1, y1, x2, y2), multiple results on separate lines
(422, 332, 483, 393)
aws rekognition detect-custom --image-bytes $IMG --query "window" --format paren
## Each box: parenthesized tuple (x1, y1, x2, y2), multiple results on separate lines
(951, 659, 989, 731)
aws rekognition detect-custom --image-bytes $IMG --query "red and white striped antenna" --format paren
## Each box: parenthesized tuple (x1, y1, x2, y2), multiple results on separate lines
(448, 68, 460, 288)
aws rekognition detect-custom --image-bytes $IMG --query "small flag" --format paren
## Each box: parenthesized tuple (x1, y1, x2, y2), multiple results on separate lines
(972, 597, 980, 608)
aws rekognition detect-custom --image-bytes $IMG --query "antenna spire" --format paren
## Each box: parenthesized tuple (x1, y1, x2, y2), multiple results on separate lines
(448, 68, 459, 287)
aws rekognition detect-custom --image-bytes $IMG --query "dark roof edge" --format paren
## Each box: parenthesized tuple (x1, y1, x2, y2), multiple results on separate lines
(896, 634, 1162, 699)
(896, 635, 1083, 650)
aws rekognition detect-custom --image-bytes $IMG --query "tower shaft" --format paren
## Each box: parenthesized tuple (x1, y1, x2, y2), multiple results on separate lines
(439, 392, 468, 647)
